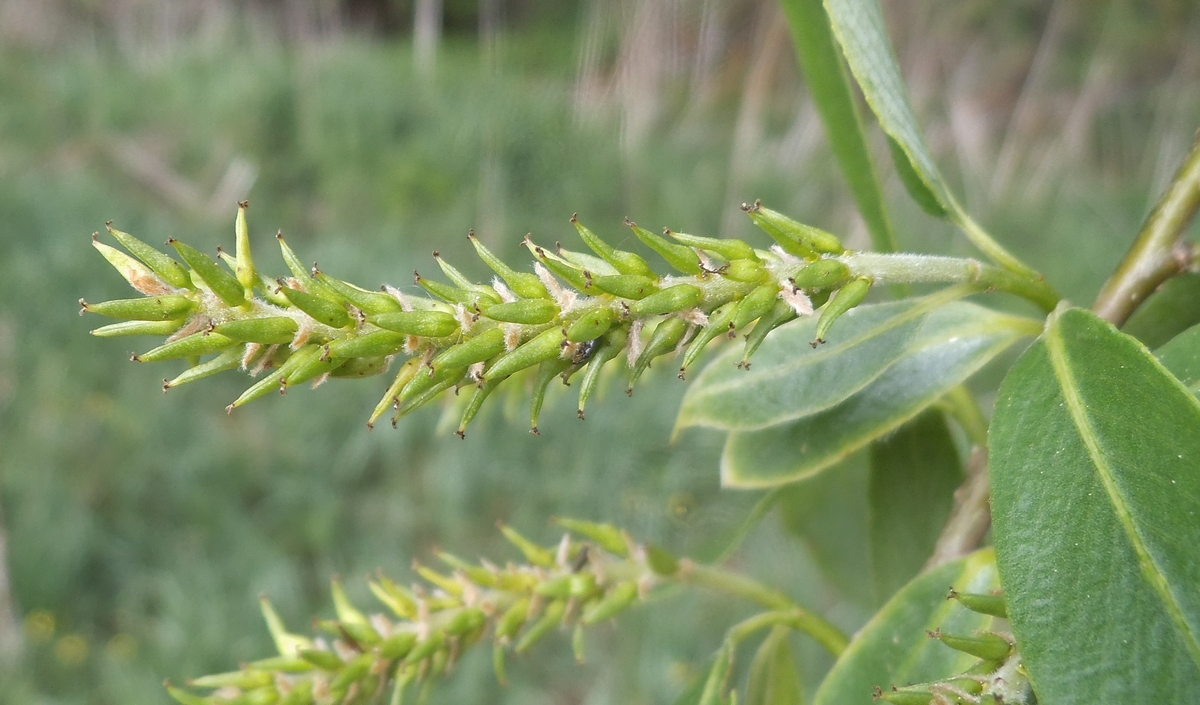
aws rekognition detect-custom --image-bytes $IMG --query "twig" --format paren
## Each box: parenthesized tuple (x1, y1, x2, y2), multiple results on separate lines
(925, 447, 992, 570)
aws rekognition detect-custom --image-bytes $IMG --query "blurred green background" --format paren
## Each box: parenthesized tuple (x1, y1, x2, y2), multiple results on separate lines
(0, 0, 1195, 702)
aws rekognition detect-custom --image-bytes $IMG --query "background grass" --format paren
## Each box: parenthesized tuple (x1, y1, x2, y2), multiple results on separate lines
(0, 1, 1196, 703)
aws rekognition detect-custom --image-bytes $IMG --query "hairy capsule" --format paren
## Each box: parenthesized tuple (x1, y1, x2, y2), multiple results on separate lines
(792, 258, 851, 290)
(480, 298, 560, 325)
(555, 243, 618, 275)
(275, 233, 347, 306)
(930, 629, 1012, 661)
(164, 348, 245, 390)
(567, 307, 617, 343)
(514, 600, 566, 654)
(585, 273, 660, 300)
(815, 277, 872, 344)
(90, 319, 185, 338)
(571, 216, 655, 277)
(469, 231, 551, 299)
(486, 328, 566, 382)
(742, 300, 798, 365)
(681, 301, 737, 373)
(368, 310, 460, 338)
(667, 229, 758, 262)
(553, 517, 627, 556)
(80, 295, 196, 321)
(105, 222, 192, 289)
(168, 238, 246, 307)
(948, 589, 1009, 619)
(629, 316, 689, 390)
(135, 332, 238, 363)
(581, 582, 638, 624)
(212, 316, 299, 345)
(722, 259, 768, 284)
(396, 365, 466, 412)
(92, 237, 173, 296)
(626, 221, 702, 275)
(430, 328, 507, 374)
(733, 284, 780, 331)
(313, 271, 402, 315)
(745, 200, 845, 255)
(279, 281, 352, 329)
(628, 283, 703, 317)
(325, 330, 407, 359)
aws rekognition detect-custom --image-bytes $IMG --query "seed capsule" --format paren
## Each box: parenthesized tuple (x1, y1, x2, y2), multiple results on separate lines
(722, 259, 768, 284)
(457, 379, 499, 437)
(530, 357, 577, 433)
(329, 653, 374, 691)
(576, 327, 627, 418)
(877, 685, 935, 705)
(164, 348, 244, 390)
(430, 328, 506, 374)
(741, 299, 798, 365)
(313, 271, 402, 315)
(166, 684, 207, 705)
(628, 283, 703, 317)
(524, 239, 591, 290)
(469, 231, 551, 299)
(571, 215, 655, 277)
(929, 629, 1012, 661)
(369, 357, 422, 428)
(792, 258, 851, 290)
(436, 552, 497, 587)
(404, 630, 446, 665)
(228, 345, 321, 410)
(414, 271, 478, 305)
(92, 237, 173, 296)
(626, 220, 702, 275)
(234, 201, 257, 296)
(90, 319, 185, 338)
(379, 632, 418, 660)
(732, 284, 779, 331)
(444, 608, 487, 636)
(680, 301, 737, 374)
(246, 655, 314, 673)
(212, 316, 299, 345)
(514, 600, 566, 654)
(667, 229, 758, 262)
(493, 643, 508, 686)
(299, 647, 344, 670)
(581, 582, 638, 624)
(394, 369, 464, 421)
(281, 346, 344, 387)
(480, 299, 560, 325)
(369, 576, 418, 619)
(498, 524, 555, 567)
(585, 273, 660, 300)
(645, 544, 680, 576)
(947, 588, 1009, 619)
(745, 200, 845, 255)
(325, 330, 407, 359)
(553, 517, 628, 556)
(330, 356, 389, 378)
(135, 332, 238, 363)
(486, 328, 566, 382)
(368, 310, 459, 338)
(189, 668, 273, 690)
(629, 317, 689, 390)
(572, 623, 586, 664)
(567, 307, 617, 342)
(169, 238, 246, 307)
(279, 281, 351, 329)
(80, 295, 195, 321)
(814, 277, 872, 344)
(105, 223, 192, 289)
(495, 598, 531, 641)
(275, 233, 348, 306)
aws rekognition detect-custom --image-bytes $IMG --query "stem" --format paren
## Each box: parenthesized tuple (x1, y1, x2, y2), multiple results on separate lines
(956, 211, 1048, 285)
(1093, 129, 1200, 326)
(708, 489, 783, 565)
(678, 560, 849, 656)
(835, 252, 1060, 311)
(925, 447, 992, 570)
(936, 386, 988, 447)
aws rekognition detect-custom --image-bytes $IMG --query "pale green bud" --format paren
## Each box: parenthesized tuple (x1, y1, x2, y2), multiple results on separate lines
(680, 301, 737, 375)
(580, 582, 638, 624)
(791, 258, 851, 290)
(164, 347, 244, 390)
(313, 270, 402, 315)
(629, 316, 689, 391)
(947, 588, 1008, 619)
(430, 328, 507, 374)
(741, 300, 797, 367)
(732, 284, 780, 331)
(721, 259, 768, 284)
(92, 236, 174, 296)
(553, 517, 628, 556)
(514, 600, 566, 654)
(498, 524, 555, 567)
(928, 628, 1012, 661)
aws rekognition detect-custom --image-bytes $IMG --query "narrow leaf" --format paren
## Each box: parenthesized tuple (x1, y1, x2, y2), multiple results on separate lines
(990, 307, 1200, 703)
(745, 626, 804, 705)
(680, 295, 954, 432)
(780, 0, 897, 252)
(868, 410, 964, 601)
(1155, 321, 1200, 396)
(722, 302, 1035, 488)
(812, 549, 999, 705)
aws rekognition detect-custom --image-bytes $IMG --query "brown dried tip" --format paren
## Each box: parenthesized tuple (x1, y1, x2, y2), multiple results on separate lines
(810, 338, 825, 348)
(238, 200, 249, 209)
(455, 430, 466, 440)
(225, 404, 235, 415)
(577, 409, 585, 420)
(926, 628, 942, 639)
(162, 379, 171, 393)
(278, 378, 288, 395)
(275, 229, 284, 240)
(625, 387, 633, 397)
(529, 426, 540, 436)
(414, 270, 422, 283)
(737, 361, 751, 370)
(467, 229, 476, 240)
(871, 685, 883, 700)
(677, 368, 686, 380)
(130, 353, 142, 362)
(623, 217, 634, 227)
(78, 298, 89, 315)
(570, 213, 579, 223)
(91, 232, 100, 242)
(433, 250, 441, 258)
(166, 237, 178, 244)
(946, 587, 959, 601)
(366, 421, 374, 431)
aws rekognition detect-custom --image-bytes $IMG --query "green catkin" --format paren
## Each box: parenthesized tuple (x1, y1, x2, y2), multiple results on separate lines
(571, 215, 656, 277)
(168, 238, 246, 307)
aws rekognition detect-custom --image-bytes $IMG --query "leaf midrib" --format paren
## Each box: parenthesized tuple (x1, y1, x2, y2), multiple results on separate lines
(1044, 321, 1200, 669)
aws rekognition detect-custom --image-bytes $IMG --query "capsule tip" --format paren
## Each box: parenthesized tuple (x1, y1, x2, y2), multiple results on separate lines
(78, 298, 89, 315)
(569, 213, 578, 223)
(529, 426, 540, 436)
(238, 200, 249, 209)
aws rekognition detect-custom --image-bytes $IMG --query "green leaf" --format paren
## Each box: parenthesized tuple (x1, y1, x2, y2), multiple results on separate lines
(1122, 272, 1200, 349)
(812, 549, 999, 705)
(821, 0, 955, 219)
(722, 301, 1035, 488)
(679, 295, 954, 432)
(1156, 321, 1200, 396)
(745, 627, 804, 705)
(779, 0, 897, 252)
(990, 307, 1200, 703)
(868, 411, 964, 601)
(778, 452, 874, 607)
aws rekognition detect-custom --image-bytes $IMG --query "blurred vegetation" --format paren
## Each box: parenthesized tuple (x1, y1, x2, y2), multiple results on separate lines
(0, 0, 1195, 703)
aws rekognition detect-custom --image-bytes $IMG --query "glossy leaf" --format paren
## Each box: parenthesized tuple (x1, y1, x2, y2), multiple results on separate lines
(812, 549, 999, 705)
(778, 452, 874, 608)
(1156, 321, 1200, 396)
(822, 0, 955, 219)
(745, 627, 804, 705)
(722, 302, 1035, 488)
(868, 411, 963, 601)
(990, 306, 1200, 703)
(779, 0, 897, 252)
(679, 296, 948, 432)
